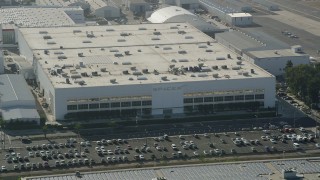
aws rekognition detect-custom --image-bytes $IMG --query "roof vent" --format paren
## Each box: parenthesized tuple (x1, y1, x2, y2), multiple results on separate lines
(212, 73, 219, 78)
(221, 65, 228, 69)
(133, 71, 142, 75)
(178, 50, 187, 54)
(178, 59, 188, 62)
(106, 28, 114, 31)
(185, 36, 193, 39)
(138, 27, 147, 30)
(101, 68, 107, 72)
(117, 39, 126, 42)
(178, 30, 186, 34)
(161, 76, 168, 80)
(73, 30, 82, 33)
(232, 66, 240, 70)
(198, 73, 208, 77)
(137, 76, 148, 80)
(163, 47, 172, 50)
(198, 45, 207, 48)
(152, 37, 160, 40)
(216, 57, 226, 60)
(122, 62, 132, 65)
(153, 31, 161, 35)
(236, 61, 242, 65)
(110, 79, 117, 83)
(110, 49, 119, 52)
(170, 26, 178, 29)
(47, 41, 56, 44)
(43, 35, 52, 39)
(142, 69, 149, 73)
(82, 40, 92, 43)
(39, 31, 48, 34)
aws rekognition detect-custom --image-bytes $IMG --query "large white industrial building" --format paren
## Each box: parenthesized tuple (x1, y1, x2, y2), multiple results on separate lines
(17, 23, 275, 121)
(148, 6, 219, 33)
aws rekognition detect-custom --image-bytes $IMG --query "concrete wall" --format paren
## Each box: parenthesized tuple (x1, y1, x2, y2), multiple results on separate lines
(51, 76, 275, 120)
(17, 30, 34, 64)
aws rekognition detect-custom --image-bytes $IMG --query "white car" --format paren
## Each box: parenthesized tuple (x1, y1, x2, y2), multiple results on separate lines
(261, 136, 267, 141)
(203, 150, 209, 155)
(107, 150, 113, 155)
(270, 139, 277, 144)
(171, 144, 177, 150)
(139, 154, 144, 160)
(193, 151, 199, 156)
(315, 143, 320, 149)
(28, 152, 34, 157)
(1, 166, 7, 172)
(299, 127, 306, 132)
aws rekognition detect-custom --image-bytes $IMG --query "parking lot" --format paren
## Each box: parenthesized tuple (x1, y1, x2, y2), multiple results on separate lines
(0, 126, 319, 174)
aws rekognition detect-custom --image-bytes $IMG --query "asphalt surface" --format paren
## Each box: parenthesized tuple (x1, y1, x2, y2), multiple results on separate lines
(0, 129, 319, 176)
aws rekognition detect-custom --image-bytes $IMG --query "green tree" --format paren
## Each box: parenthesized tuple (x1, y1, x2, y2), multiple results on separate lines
(74, 123, 82, 134)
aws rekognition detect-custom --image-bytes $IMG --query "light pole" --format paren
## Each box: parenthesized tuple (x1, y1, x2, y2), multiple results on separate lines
(283, 150, 285, 159)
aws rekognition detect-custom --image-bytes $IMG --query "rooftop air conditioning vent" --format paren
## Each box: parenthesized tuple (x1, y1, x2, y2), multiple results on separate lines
(113, 62, 118, 65)
(58, 55, 67, 59)
(128, 77, 134, 80)
(206, 49, 213, 52)
(39, 31, 48, 34)
(43, 35, 52, 39)
(163, 47, 172, 50)
(212, 65, 218, 70)
(232, 66, 240, 70)
(133, 71, 142, 75)
(101, 68, 107, 72)
(178, 50, 187, 54)
(221, 65, 228, 69)
(130, 67, 136, 70)
(118, 39, 126, 42)
(47, 41, 56, 44)
(190, 74, 196, 77)
(236, 61, 242, 65)
(153, 31, 161, 35)
(73, 30, 81, 33)
(78, 80, 86, 85)
(120, 32, 129, 36)
(198, 45, 207, 48)
(106, 28, 114, 31)
(185, 36, 193, 39)
(161, 76, 167, 80)
(171, 59, 177, 63)
(86, 34, 94, 38)
(110, 79, 117, 83)
(71, 74, 81, 79)
(123, 70, 129, 74)
(212, 73, 219, 78)
(92, 71, 99, 76)
(54, 51, 64, 55)
(201, 67, 211, 72)
(138, 27, 147, 30)
(110, 49, 119, 52)
(81, 72, 88, 77)
(198, 73, 208, 77)
(122, 62, 132, 65)
(169, 64, 175, 68)
(224, 75, 230, 78)
(137, 76, 147, 80)
(243, 72, 249, 76)
(178, 59, 188, 62)
(178, 30, 186, 34)
(151, 37, 160, 40)
(216, 57, 226, 60)
(142, 69, 148, 73)
(78, 53, 84, 57)
(170, 26, 178, 29)
(82, 40, 92, 43)
(114, 53, 123, 57)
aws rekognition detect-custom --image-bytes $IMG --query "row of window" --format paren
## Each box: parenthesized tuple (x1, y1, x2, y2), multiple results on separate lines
(67, 100, 152, 111)
(184, 94, 264, 104)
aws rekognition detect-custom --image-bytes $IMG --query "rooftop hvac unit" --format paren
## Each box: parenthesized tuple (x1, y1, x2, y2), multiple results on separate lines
(163, 47, 172, 50)
(198, 73, 208, 77)
(201, 67, 211, 72)
(236, 61, 242, 65)
(87, 34, 94, 38)
(110, 79, 117, 83)
(169, 64, 175, 68)
(39, 31, 48, 34)
(123, 70, 129, 74)
(128, 77, 134, 81)
(227, 54, 231, 59)
(82, 40, 92, 43)
(171, 59, 177, 63)
(120, 32, 129, 36)
(113, 62, 118, 65)
(212, 73, 219, 78)
(198, 45, 207, 48)
(110, 49, 119, 52)
(78, 53, 84, 57)
(133, 71, 142, 75)
(58, 55, 67, 59)
(125, 51, 130, 55)
(206, 49, 213, 52)
(221, 65, 228, 69)
(138, 27, 147, 30)
(212, 65, 219, 70)
(130, 67, 136, 70)
(137, 76, 147, 80)
(170, 26, 178, 29)
(114, 53, 123, 57)
(179, 59, 188, 62)
(142, 69, 148, 73)
(73, 30, 81, 33)
(43, 35, 52, 39)
(106, 28, 114, 31)
(232, 66, 240, 70)
(44, 50, 49, 55)
(152, 37, 160, 40)
(185, 36, 193, 39)
(251, 69, 255, 74)
(178, 50, 187, 54)
(153, 31, 161, 35)
(117, 39, 126, 42)
(243, 72, 249, 76)
(92, 71, 99, 76)
(178, 30, 186, 34)
(190, 74, 196, 77)
(100, 68, 107, 72)
(122, 62, 132, 65)
(237, 56, 242, 60)
(78, 80, 86, 85)
(81, 72, 88, 77)
(71, 74, 81, 79)
(198, 63, 204, 67)
(216, 57, 226, 60)
(161, 76, 167, 80)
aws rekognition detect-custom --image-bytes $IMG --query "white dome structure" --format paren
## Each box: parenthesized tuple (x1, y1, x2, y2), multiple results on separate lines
(148, 6, 218, 33)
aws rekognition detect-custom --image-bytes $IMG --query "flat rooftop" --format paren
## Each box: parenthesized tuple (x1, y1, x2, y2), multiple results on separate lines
(22, 159, 320, 180)
(0, 7, 76, 27)
(247, 49, 310, 59)
(19, 23, 273, 88)
(36, 0, 81, 6)
(227, 13, 252, 17)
